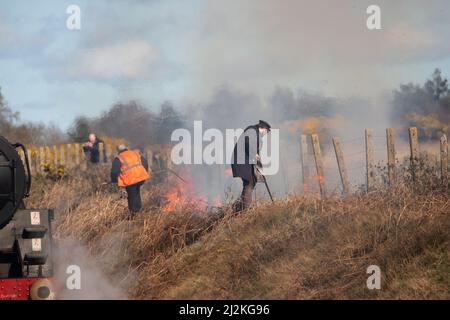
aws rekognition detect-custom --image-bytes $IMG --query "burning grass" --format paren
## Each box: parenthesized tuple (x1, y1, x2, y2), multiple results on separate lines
(26, 165, 450, 299)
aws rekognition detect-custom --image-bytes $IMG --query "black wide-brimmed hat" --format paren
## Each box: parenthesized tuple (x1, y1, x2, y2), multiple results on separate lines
(258, 120, 271, 131)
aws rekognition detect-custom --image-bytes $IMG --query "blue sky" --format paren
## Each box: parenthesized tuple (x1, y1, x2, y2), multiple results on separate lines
(1, 0, 449, 129)
(0, 0, 203, 128)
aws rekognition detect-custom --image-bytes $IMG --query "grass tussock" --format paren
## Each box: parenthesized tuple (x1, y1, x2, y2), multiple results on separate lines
(26, 164, 450, 299)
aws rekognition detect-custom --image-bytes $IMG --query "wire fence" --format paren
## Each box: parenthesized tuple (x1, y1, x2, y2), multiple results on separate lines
(300, 127, 448, 195)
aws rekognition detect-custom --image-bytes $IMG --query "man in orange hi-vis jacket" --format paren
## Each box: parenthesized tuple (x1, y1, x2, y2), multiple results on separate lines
(111, 145, 150, 214)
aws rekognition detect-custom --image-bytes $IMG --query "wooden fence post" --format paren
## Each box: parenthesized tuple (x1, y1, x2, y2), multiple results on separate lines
(441, 134, 448, 185)
(26, 149, 34, 176)
(300, 134, 309, 191)
(52, 145, 58, 169)
(365, 129, 374, 192)
(29, 148, 36, 175)
(99, 142, 105, 163)
(45, 146, 51, 170)
(59, 145, 65, 167)
(32, 149, 37, 174)
(386, 128, 396, 185)
(409, 127, 420, 182)
(105, 143, 112, 162)
(39, 147, 45, 174)
(311, 134, 326, 196)
(65, 144, 71, 168)
(32, 148, 37, 174)
(332, 137, 350, 194)
(74, 143, 80, 166)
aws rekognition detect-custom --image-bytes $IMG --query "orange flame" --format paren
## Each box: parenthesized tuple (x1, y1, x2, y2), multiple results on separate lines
(161, 168, 209, 212)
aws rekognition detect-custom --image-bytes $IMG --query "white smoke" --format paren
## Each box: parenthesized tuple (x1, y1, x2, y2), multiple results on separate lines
(53, 239, 127, 300)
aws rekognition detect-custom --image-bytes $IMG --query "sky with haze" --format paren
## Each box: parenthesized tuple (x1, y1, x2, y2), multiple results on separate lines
(0, 0, 449, 129)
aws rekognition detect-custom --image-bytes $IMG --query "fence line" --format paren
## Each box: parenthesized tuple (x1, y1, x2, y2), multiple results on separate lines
(16, 128, 449, 195)
(18, 143, 172, 176)
(300, 127, 449, 196)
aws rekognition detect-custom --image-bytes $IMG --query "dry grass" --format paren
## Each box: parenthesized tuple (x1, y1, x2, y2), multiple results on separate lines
(26, 164, 450, 299)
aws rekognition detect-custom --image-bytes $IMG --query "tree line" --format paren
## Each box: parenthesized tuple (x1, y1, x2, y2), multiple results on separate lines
(1, 68, 448, 146)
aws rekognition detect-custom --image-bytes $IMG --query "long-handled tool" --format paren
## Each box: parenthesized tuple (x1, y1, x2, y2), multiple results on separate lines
(152, 168, 187, 183)
(255, 166, 274, 202)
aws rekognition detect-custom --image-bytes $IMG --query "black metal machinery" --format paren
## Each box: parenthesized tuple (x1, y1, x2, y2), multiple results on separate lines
(0, 136, 54, 299)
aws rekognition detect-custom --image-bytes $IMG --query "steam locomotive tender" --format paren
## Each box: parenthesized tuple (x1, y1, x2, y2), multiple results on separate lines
(0, 136, 55, 300)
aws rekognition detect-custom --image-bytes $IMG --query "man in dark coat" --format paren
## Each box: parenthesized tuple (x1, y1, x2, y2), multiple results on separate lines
(231, 120, 271, 211)
(82, 133, 107, 164)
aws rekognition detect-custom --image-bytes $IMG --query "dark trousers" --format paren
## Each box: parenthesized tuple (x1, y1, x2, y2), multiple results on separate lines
(125, 183, 143, 213)
(234, 178, 255, 212)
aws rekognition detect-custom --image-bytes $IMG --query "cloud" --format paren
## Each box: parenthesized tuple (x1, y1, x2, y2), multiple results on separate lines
(65, 40, 158, 80)
(3, 0, 450, 127)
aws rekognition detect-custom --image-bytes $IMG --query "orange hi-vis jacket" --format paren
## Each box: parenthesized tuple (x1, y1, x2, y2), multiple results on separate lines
(116, 150, 150, 187)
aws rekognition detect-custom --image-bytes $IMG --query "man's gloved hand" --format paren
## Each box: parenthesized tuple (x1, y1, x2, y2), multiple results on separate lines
(256, 154, 262, 168)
